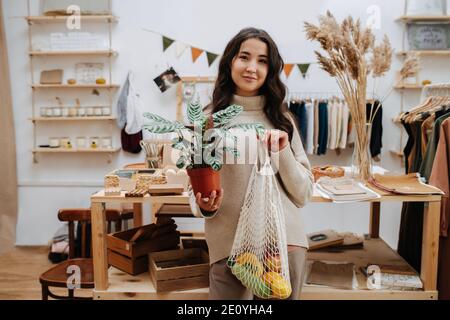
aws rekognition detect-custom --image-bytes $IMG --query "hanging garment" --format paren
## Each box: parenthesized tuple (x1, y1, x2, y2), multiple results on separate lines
(305, 100, 315, 155)
(121, 128, 143, 154)
(420, 110, 450, 181)
(289, 101, 306, 146)
(297, 101, 307, 147)
(328, 100, 339, 150)
(420, 114, 435, 157)
(317, 101, 329, 155)
(429, 118, 450, 300)
(334, 101, 343, 149)
(313, 100, 319, 154)
(397, 120, 425, 272)
(366, 101, 383, 159)
(338, 103, 349, 149)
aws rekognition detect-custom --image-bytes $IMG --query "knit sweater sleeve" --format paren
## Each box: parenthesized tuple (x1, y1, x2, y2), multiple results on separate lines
(270, 113, 314, 208)
(188, 186, 218, 219)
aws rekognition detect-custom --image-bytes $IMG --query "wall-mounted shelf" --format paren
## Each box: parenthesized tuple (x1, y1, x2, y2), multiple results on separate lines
(31, 84, 120, 89)
(396, 15, 450, 23)
(26, 15, 118, 24)
(30, 116, 117, 122)
(394, 84, 423, 90)
(33, 147, 120, 153)
(397, 50, 450, 57)
(27, 0, 120, 164)
(29, 50, 117, 56)
(32, 147, 120, 164)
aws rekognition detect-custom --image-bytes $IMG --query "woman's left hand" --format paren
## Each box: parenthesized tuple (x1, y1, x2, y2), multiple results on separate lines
(262, 129, 289, 153)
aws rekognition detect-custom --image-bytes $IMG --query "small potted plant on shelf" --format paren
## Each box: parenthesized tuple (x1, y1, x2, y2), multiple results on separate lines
(143, 101, 264, 196)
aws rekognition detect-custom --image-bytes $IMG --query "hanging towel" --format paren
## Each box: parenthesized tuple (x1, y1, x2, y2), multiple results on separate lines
(125, 72, 144, 135)
(116, 73, 130, 129)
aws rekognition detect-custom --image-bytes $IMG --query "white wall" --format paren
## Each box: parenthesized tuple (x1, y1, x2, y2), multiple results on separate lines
(3, 0, 450, 248)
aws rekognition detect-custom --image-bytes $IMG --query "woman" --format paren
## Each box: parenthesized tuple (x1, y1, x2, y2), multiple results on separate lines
(190, 27, 314, 300)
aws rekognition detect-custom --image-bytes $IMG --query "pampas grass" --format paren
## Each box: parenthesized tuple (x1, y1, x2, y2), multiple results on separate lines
(305, 11, 393, 181)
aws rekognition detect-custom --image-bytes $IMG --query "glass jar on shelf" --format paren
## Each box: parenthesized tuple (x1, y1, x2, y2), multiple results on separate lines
(101, 136, 112, 149)
(49, 137, 60, 148)
(52, 107, 62, 117)
(89, 137, 99, 149)
(76, 136, 87, 148)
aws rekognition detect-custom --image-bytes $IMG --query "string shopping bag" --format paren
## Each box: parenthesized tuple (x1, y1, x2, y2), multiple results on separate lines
(228, 140, 292, 299)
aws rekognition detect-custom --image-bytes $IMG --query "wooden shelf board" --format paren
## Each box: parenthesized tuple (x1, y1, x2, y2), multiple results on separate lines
(33, 147, 120, 153)
(26, 15, 118, 23)
(30, 50, 117, 56)
(32, 84, 120, 89)
(394, 84, 423, 90)
(31, 116, 116, 121)
(94, 239, 436, 300)
(396, 15, 450, 23)
(397, 50, 450, 56)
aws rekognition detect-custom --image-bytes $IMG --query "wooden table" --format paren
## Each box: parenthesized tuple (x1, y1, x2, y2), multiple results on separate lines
(90, 189, 441, 300)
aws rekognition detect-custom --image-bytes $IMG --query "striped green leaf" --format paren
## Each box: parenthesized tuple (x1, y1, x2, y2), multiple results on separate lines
(143, 112, 172, 124)
(187, 101, 207, 126)
(212, 104, 243, 127)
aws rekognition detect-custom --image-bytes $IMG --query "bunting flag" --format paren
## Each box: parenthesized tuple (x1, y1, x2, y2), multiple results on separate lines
(191, 47, 204, 63)
(175, 42, 189, 58)
(283, 64, 294, 78)
(297, 63, 311, 79)
(206, 51, 219, 66)
(162, 36, 175, 51)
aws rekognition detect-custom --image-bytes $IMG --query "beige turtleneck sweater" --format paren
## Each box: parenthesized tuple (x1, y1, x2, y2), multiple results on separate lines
(189, 95, 314, 265)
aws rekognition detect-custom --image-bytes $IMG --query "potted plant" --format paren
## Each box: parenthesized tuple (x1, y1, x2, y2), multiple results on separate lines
(143, 101, 264, 196)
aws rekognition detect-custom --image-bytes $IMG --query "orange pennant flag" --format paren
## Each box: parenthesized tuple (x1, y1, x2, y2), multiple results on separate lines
(283, 64, 294, 78)
(191, 47, 204, 63)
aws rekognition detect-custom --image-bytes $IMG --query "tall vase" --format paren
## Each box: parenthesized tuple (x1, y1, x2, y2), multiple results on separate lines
(350, 123, 372, 182)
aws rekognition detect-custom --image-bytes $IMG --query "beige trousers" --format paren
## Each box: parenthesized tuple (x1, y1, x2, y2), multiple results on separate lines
(208, 247, 308, 300)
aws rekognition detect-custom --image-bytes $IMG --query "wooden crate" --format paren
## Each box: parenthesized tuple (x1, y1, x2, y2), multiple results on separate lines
(107, 223, 180, 275)
(148, 248, 209, 292)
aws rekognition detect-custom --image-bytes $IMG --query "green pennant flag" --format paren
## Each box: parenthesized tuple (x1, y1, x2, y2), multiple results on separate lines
(206, 52, 219, 66)
(297, 63, 311, 78)
(162, 36, 175, 51)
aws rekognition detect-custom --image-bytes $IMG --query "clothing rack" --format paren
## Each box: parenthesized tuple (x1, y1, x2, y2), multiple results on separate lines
(287, 91, 380, 103)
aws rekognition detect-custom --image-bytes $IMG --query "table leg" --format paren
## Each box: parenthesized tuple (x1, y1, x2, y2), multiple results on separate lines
(421, 201, 441, 291)
(151, 203, 163, 224)
(370, 202, 380, 239)
(91, 202, 108, 291)
(133, 203, 143, 227)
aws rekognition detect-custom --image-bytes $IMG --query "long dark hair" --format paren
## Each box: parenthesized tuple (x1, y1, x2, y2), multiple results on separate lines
(211, 27, 294, 141)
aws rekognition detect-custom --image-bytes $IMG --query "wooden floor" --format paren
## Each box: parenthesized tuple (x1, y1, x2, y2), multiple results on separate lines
(0, 246, 91, 300)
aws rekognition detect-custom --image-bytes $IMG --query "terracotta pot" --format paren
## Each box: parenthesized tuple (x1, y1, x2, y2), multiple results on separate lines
(187, 167, 221, 197)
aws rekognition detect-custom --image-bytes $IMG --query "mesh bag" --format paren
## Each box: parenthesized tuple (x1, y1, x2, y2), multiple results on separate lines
(227, 141, 292, 299)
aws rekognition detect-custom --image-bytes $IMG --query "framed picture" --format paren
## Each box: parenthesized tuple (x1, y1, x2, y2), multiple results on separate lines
(405, 0, 446, 16)
(153, 67, 181, 93)
(407, 23, 450, 50)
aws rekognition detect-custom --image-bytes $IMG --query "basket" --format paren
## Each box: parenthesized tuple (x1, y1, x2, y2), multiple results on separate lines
(311, 165, 345, 182)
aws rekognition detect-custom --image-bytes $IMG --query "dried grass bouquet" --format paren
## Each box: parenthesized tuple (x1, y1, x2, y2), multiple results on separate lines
(304, 11, 393, 181)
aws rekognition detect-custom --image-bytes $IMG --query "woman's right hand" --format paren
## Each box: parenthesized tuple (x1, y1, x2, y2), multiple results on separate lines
(195, 189, 224, 213)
